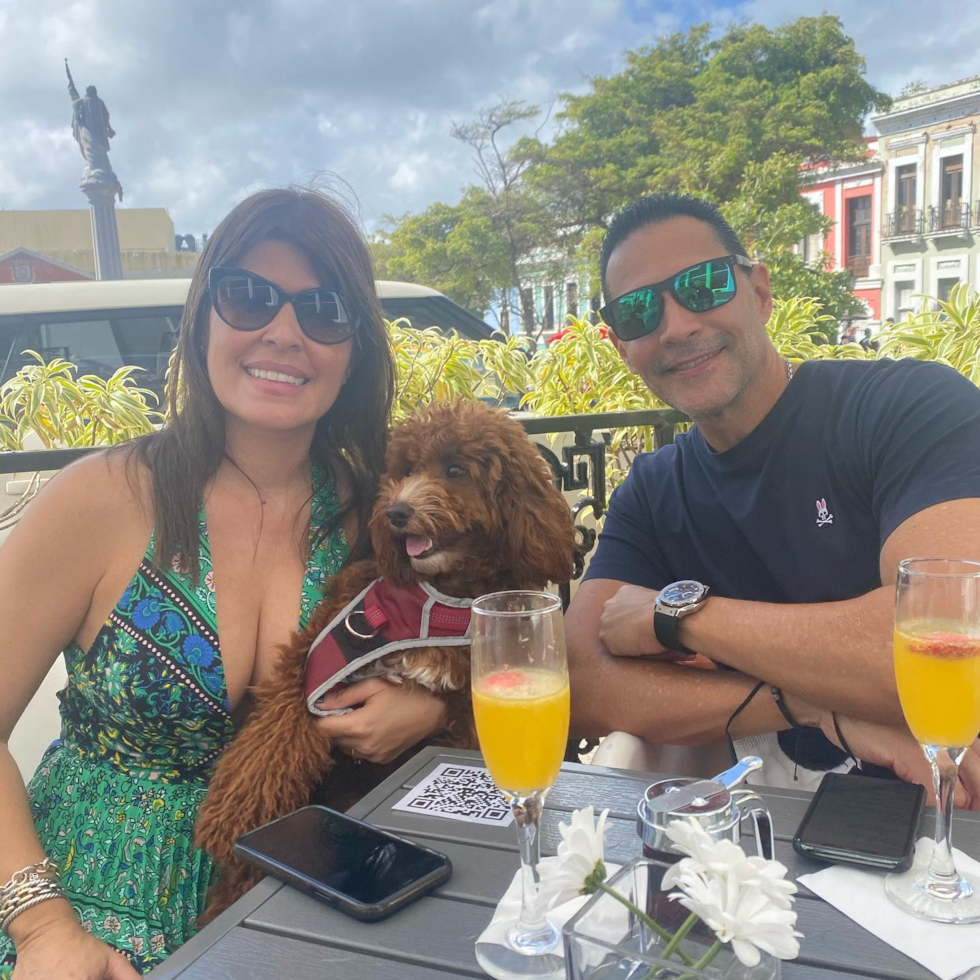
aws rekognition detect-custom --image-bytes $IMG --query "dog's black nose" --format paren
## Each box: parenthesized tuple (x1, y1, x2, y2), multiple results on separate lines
(387, 502, 413, 528)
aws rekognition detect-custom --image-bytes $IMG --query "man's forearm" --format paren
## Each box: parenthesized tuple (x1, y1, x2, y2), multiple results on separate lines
(680, 585, 902, 723)
(570, 646, 808, 746)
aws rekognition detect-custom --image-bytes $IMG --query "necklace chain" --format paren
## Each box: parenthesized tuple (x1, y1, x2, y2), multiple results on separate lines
(785, 359, 794, 383)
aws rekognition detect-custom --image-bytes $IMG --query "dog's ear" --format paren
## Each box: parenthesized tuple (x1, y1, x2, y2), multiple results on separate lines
(492, 431, 576, 589)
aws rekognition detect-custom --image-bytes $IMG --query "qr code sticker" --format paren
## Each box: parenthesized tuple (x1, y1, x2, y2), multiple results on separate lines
(392, 763, 514, 826)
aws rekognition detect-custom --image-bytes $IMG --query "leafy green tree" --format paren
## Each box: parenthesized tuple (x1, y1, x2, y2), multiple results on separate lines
(724, 154, 866, 327)
(371, 191, 508, 318)
(375, 101, 567, 335)
(527, 16, 890, 310)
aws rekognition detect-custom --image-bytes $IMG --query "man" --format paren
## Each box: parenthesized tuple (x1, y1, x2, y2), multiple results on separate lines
(566, 193, 980, 800)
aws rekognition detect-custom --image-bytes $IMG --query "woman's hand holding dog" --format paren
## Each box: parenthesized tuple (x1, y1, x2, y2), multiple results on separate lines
(315, 678, 449, 764)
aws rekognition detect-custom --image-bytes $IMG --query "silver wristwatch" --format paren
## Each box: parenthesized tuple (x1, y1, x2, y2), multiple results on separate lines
(653, 580, 710, 654)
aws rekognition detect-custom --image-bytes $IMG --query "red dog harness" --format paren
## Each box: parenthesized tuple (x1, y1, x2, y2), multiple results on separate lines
(304, 578, 473, 716)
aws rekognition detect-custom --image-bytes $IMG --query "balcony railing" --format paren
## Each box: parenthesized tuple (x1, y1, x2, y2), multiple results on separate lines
(928, 202, 971, 234)
(885, 208, 923, 238)
(845, 254, 871, 278)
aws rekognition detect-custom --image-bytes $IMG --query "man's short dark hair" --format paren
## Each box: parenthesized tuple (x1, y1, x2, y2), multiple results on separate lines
(599, 194, 748, 298)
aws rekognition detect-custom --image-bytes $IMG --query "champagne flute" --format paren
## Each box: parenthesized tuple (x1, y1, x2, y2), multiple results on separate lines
(886, 558, 980, 923)
(471, 591, 570, 980)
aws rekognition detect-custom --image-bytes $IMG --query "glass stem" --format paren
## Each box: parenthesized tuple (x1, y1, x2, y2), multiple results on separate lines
(925, 745, 964, 885)
(512, 792, 551, 938)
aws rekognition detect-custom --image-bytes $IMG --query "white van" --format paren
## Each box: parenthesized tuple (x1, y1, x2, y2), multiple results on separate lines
(0, 278, 494, 404)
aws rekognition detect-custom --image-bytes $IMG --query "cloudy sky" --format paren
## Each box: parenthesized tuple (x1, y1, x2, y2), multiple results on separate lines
(2, 0, 979, 239)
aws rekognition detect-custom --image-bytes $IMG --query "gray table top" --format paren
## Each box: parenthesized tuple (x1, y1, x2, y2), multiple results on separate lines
(148, 747, 980, 980)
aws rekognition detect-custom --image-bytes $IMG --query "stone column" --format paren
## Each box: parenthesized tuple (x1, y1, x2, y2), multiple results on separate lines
(81, 175, 123, 281)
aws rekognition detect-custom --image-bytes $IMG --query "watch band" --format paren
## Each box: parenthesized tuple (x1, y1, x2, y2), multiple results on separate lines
(653, 608, 695, 656)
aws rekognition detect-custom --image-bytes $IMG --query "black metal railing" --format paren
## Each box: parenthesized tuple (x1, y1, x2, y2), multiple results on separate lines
(928, 202, 971, 234)
(521, 408, 686, 606)
(885, 208, 923, 237)
(845, 254, 871, 278)
(0, 408, 688, 607)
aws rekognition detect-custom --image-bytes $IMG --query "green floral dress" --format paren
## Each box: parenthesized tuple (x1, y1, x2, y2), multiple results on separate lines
(0, 467, 347, 976)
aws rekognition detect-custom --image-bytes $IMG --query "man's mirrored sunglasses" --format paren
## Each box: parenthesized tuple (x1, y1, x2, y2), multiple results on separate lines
(600, 254, 753, 341)
(208, 267, 358, 346)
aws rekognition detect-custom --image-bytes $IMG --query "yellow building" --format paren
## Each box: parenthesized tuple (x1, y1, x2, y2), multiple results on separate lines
(0, 208, 199, 280)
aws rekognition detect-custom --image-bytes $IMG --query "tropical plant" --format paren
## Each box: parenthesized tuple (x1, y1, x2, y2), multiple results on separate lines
(388, 321, 533, 420)
(876, 283, 980, 384)
(0, 350, 160, 451)
(521, 316, 673, 489)
(766, 297, 875, 362)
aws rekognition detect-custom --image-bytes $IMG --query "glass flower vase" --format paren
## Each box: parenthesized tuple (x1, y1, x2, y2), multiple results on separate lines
(562, 858, 779, 980)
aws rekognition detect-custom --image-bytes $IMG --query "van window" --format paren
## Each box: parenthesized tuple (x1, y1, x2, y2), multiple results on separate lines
(0, 310, 181, 405)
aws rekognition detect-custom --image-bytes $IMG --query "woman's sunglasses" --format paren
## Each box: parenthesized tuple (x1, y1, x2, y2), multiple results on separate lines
(600, 254, 753, 341)
(208, 267, 358, 346)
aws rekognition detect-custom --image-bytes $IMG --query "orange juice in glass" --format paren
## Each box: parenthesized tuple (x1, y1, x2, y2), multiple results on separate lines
(473, 668, 570, 794)
(471, 591, 569, 980)
(886, 558, 980, 925)
(894, 625, 980, 747)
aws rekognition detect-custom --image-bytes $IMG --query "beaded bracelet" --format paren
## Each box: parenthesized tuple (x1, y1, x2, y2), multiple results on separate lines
(770, 686, 803, 730)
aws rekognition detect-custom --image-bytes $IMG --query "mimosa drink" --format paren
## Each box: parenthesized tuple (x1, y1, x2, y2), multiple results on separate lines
(473, 668, 570, 793)
(886, 560, 980, 925)
(894, 624, 980, 747)
(470, 590, 570, 975)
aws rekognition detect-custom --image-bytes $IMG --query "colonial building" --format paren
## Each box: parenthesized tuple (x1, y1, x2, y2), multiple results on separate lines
(0, 208, 200, 282)
(872, 76, 980, 319)
(799, 140, 883, 329)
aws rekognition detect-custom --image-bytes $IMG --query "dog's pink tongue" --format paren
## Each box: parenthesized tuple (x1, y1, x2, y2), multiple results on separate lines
(405, 536, 433, 558)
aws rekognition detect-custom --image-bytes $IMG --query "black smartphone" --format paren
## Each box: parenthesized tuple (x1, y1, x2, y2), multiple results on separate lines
(793, 772, 925, 872)
(233, 805, 452, 921)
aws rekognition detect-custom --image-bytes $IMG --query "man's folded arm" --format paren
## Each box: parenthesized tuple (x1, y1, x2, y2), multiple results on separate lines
(676, 497, 980, 723)
(566, 578, 810, 745)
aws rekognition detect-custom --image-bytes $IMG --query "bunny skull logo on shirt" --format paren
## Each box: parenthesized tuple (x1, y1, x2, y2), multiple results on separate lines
(815, 498, 834, 526)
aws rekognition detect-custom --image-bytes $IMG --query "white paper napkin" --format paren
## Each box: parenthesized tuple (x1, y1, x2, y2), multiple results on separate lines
(798, 838, 980, 980)
(477, 863, 625, 958)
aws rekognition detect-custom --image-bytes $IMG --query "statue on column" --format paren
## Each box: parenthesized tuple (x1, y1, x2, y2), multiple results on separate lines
(66, 59, 123, 201)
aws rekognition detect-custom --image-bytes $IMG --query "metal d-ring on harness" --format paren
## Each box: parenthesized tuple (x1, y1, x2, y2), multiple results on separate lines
(344, 609, 380, 641)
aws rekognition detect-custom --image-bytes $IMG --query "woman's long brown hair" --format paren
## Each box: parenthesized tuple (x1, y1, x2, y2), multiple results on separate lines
(127, 187, 395, 578)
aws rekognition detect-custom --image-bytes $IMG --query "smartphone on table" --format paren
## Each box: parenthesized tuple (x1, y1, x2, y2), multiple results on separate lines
(793, 772, 925, 873)
(234, 805, 452, 921)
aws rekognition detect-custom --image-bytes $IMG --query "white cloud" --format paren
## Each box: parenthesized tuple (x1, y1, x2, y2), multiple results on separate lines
(1, 0, 979, 240)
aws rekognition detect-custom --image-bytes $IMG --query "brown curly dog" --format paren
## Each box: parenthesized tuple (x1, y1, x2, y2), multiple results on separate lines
(194, 400, 576, 922)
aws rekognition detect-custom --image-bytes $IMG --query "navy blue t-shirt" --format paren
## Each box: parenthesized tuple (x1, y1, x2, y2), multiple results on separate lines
(587, 358, 980, 602)
(585, 358, 980, 767)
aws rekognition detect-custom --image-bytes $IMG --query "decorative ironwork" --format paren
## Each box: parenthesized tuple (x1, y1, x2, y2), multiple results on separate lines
(845, 255, 870, 278)
(928, 202, 971, 234)
(885, 208, 922, 238)
(517, 408, 685, 608)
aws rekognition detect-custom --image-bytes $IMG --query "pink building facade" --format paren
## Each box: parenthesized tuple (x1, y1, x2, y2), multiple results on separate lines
(799, 143, 883, 328)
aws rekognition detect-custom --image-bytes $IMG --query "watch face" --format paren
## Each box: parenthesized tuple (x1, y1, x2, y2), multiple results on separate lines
(660, 580, 706, 606)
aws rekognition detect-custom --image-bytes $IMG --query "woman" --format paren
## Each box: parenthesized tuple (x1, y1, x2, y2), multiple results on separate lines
(0, 188, 449, 978)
